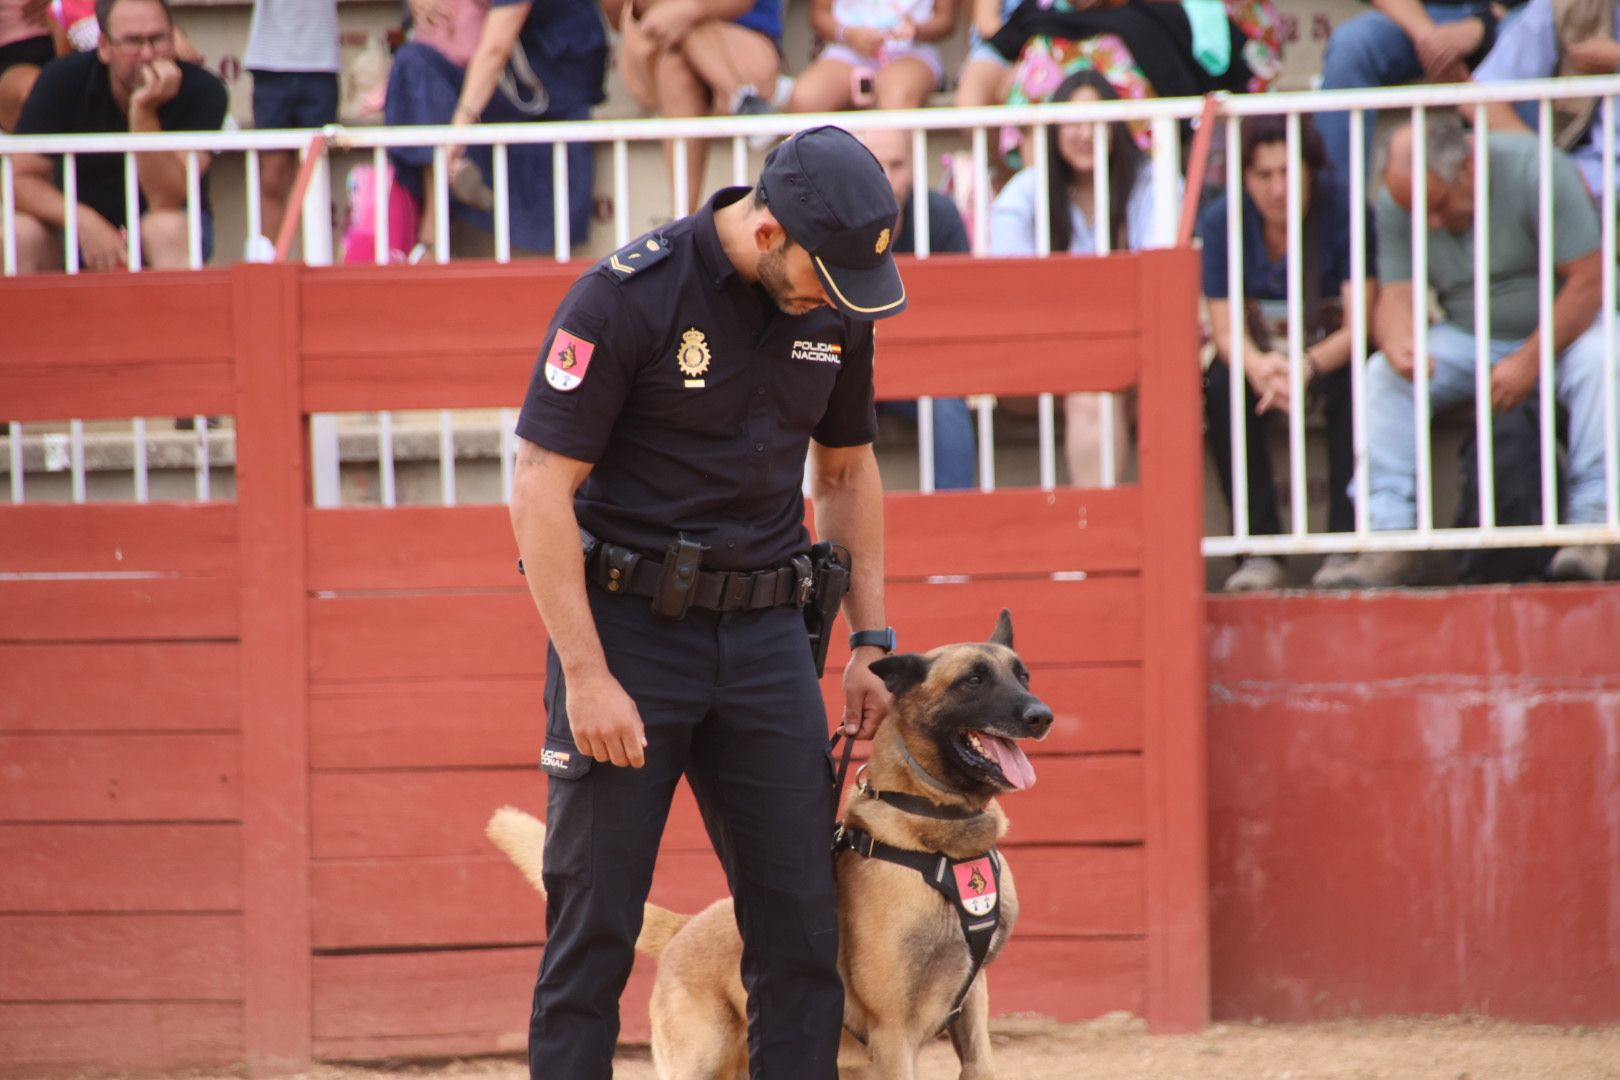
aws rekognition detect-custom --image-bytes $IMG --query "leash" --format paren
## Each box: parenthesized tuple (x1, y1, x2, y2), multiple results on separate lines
(828, 729, 858, 827)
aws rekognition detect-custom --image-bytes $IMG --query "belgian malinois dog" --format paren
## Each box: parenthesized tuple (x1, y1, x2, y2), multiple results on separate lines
(487, 610, 1053, 1079)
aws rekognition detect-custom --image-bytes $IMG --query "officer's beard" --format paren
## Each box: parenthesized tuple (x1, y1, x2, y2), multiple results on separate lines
(757, 241, 825, 316)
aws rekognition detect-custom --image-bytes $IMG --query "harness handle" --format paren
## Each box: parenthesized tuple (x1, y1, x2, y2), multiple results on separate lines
(829, 729, 858, 827)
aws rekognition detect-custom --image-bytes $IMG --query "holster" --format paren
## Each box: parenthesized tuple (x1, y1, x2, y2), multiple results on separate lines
(649, 535, 707, 619)
(804, 540, 851, 677)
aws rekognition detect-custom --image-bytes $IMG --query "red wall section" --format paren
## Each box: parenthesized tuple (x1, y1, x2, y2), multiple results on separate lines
(1207, 585, 1620, 1023)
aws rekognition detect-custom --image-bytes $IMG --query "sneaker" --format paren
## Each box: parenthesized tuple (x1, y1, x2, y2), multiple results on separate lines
(1223, 555, 1287, 592)
(1548, 544, 1612, 582)
(730, 85, 774, 116)
(1308, 552, 1354, 588)
(1312, 550, 1425, 589)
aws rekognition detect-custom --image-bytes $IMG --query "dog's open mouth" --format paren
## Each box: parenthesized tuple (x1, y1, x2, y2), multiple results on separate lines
(958, 729, 1037, 790)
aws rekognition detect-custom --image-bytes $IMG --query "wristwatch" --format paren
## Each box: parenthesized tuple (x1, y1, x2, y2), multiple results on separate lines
(849, 627, 897, 653)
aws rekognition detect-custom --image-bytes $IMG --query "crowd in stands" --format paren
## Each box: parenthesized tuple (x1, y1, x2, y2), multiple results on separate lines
(1, 0, 1616, 583)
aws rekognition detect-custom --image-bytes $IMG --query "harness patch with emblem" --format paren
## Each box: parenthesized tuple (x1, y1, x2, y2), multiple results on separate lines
(606, 234, 671, 282)
(952, 856, 998, 917)
(544, 329, 596, 392)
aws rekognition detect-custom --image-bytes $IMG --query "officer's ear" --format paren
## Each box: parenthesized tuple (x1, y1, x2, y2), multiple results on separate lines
(753, 213, 791, 254)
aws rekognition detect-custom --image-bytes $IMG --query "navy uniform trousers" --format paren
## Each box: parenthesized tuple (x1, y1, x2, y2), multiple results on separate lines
(528, 580, 843, 1079)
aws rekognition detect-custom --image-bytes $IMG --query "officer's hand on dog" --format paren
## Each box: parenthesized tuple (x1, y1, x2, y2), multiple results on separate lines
(566, 670, 648, 768)
(841, 648, 892, 739)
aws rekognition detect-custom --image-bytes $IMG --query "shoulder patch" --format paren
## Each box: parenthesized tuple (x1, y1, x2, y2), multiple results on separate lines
(605, 234, 672, 283)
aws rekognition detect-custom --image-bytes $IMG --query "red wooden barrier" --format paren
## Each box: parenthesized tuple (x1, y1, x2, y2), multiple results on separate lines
(0, 251, 1206, 1074)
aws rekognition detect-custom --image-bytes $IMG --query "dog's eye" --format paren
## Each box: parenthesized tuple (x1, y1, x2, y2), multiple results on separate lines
(966, 674, 983, 687)
(1017, 670, 1030, 687)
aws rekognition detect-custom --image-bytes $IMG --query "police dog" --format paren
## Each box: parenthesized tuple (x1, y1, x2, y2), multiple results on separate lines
(486, 610, 1052, 1079)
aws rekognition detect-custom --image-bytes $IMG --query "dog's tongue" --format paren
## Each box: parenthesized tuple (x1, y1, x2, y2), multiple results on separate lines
(979, 733, 1036, 790)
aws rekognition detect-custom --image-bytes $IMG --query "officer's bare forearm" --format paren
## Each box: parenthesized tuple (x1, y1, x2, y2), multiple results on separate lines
(809, 441, 886, 634)
(509, 439, 609, 678)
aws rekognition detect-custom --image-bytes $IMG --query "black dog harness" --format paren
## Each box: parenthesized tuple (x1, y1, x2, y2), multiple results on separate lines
(827, 734, 1003, 1028)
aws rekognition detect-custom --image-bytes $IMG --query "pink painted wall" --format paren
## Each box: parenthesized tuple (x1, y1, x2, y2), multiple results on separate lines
(1207, 584, 1620, 1023)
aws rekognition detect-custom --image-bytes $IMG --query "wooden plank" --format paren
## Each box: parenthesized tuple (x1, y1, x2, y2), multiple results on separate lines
(308, 576, 1137, 683)
(0, 824, 241, 911)
(0, 274, 235, 423)
(1135, 247, 1210, 1032)
(0, 504, 238, 573)
(0, 643, 239, 733)
(307, 592, 545, 682)
(307, 490, 1140, 594)
(311, 850, 729, 952)
(310, 936, 1143, 1061)
(233, 262, 311, 1071)
(0, 734, 240, 822)
(312, 755, 1135, 866)
(309, 677, 544, 770)
(306, 506, 518, 591)
(307, 663, 1139, 773)
(885, 488, 1142, 577)
(0, 1002, 241, 1075)
(986, 937, 1148, 1021)
(0, 913, 242, 1001)
(1002, 845, 1144, 937)
(0, 578, 239, 642)
(311, 772, 715, 860)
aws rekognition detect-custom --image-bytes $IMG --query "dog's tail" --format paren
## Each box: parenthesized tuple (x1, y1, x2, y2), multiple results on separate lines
(484, 805, 692, 958)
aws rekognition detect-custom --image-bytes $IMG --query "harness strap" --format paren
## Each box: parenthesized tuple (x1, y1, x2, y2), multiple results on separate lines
(832, 825, 1001, 1025)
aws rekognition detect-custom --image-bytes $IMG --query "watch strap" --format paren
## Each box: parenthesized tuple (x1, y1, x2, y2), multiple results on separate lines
(849, 627, 897, 653)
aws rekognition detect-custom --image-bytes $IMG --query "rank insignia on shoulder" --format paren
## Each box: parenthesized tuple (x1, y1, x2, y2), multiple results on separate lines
(606, 234, 671, 282)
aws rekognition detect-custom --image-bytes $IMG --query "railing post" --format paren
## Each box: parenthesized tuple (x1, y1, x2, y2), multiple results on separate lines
(233, 263, 313, 1073)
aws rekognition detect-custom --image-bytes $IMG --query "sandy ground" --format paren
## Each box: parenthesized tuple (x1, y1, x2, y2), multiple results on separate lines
(126, 1014, 1620, 1080)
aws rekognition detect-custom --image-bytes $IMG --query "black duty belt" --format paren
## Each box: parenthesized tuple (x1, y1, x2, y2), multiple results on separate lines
(591, 539, 811, 613)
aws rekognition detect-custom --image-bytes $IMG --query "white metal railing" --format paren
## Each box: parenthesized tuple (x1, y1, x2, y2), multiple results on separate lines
(5, 80, 1620, 568)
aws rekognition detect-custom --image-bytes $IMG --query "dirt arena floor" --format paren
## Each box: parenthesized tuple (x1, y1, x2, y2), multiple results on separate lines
(130, 1013, 1620, 1080)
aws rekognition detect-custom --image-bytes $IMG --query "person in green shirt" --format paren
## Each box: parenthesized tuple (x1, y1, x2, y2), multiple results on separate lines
(1319, 110, 1616, 587)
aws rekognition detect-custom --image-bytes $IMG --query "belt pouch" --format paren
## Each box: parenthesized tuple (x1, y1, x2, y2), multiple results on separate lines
(650, 535, 706, 619)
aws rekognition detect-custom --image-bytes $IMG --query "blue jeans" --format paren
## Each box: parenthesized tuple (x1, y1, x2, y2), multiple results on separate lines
(1318, 4, 1489, 207)
(1365, 319, 1620, 529)
(877, 398, 977, 490)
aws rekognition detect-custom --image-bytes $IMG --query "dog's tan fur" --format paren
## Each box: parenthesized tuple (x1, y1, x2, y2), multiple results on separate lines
(486, 612, 1050, 1079)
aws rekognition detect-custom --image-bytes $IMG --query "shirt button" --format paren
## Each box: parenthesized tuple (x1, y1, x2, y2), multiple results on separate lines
(755, 385, 765, 396)
(754, 442, 765, 452)
(727, 539, 736, 549)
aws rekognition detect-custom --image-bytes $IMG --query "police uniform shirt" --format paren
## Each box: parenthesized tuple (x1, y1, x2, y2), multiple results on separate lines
(516, 186, 878, 572)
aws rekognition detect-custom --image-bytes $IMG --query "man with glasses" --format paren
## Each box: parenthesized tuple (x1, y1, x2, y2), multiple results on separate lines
(6, 0, 226, 272)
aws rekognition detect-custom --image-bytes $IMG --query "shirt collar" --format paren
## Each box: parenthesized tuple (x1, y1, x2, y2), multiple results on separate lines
(695, 186, 751, 289)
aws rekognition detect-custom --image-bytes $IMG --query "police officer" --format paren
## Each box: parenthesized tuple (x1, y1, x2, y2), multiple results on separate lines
(510, 125, 908, 1079)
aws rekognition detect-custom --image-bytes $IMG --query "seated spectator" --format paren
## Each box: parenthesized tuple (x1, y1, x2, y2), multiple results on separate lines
(6, 0, 227, 272)
(1319, 1, 1528, 209)
(1319, 113, 1616, 587)
(860, 127, 978, 491)
(988, 69, 1161, 488)
(954, 0, 1018, 107)
(1, 0, 53, 132)
(990, 0, 1282, 163)
(245, 0, 340, 244)
(787, 0, 958, 114)
(1198, 115, 1370, 592)
(607, 0, 781, 212)
(384, 0, 605, 258)
(1473, 0, 1617, 197)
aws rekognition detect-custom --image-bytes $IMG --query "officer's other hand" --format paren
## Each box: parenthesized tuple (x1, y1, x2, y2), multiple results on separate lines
(566, 670, 648, 768)
(841, 648, 892, 740)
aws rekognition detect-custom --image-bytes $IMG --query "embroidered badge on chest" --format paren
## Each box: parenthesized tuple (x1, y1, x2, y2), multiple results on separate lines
(952, 856, 998, 917)
(545, 328, 596, 392)
(677, 327, 711, 388)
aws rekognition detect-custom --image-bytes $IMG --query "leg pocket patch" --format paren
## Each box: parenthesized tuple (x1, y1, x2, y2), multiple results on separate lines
(540, 737, 592, 779)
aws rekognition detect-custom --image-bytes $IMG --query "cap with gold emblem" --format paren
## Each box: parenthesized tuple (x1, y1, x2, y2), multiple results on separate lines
(759, 125, 907, 320)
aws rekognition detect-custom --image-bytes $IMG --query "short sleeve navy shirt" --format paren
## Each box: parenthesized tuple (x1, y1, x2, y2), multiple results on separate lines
(516, 187, 878, 572)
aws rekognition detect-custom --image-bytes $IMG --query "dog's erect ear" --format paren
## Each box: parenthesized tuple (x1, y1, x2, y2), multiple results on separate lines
(868, 653, 930, 698)
(989, 608, 1014, 648)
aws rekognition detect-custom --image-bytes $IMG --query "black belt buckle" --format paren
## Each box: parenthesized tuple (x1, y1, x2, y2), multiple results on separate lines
(650, 535, 706, 619)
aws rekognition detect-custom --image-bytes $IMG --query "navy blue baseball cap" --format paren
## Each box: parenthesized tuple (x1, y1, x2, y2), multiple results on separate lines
(759, 126, 908, 320)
